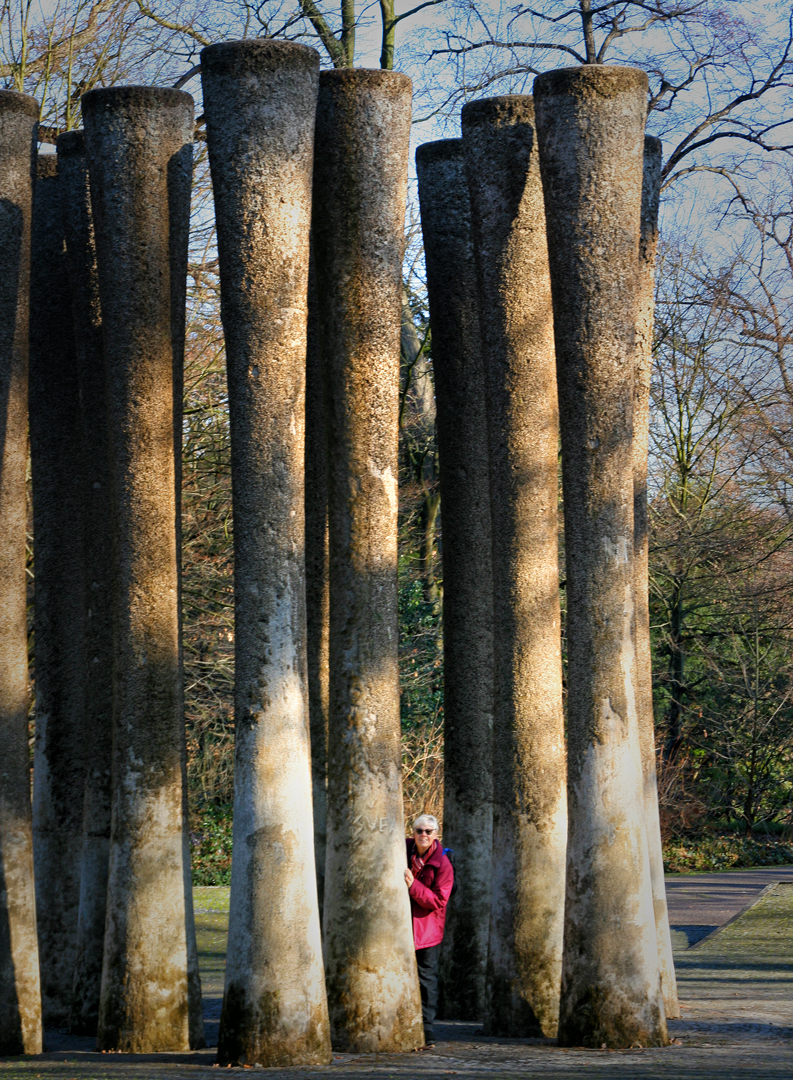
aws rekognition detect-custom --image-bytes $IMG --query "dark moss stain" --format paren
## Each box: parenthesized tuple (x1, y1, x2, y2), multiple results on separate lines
(218, 982, 330, 1067)
(559, 983, 668, 1048)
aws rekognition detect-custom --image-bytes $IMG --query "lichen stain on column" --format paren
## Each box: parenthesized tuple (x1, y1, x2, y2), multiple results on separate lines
(534, 64, 668, 1049)
(313, 68, 424, 1054)
(461, 96, 567, 1040)
(0, 87, 43, 1058)
(416, 138, 494, 1023)
(201, 38, 331, 1068)
(82, 84, 202, 1054)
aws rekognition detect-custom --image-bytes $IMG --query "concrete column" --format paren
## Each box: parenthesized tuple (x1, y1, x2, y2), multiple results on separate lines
(415, 138, 493, 1022)
(201, 40, 330, 1068)
(55, 129, 113, 1037)
(0, 88, 42, 1058)
(313, 69, 423, 1053)
(305, 250, 329, 920)
(461, 97, 567, 1038)
(534, 65, 668, 1049)
(29, 153, 88, 1028)
(635, 135, 679, 1019)
(81, 85, 203, 1053)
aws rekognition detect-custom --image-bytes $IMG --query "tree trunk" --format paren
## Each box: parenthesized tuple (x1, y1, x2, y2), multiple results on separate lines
(313, 68, 423, 1053)
(664, 587, 685, 763)
(400, 293, 439, 607)
(634, 135, 679, 1019)
(0, 88, 43, 1058)
(82, 85, 203, 1053)
(201, 40, 331, 1068)
(305, 249, 329, 922)
(534, 65, 668, 1049)
(419, 489, 441, 605)
(29, 153, 88, 1029)
(56, 129, 114, 1038)
(462, 97, 567, 1038)
(415, 138, 494, 1022)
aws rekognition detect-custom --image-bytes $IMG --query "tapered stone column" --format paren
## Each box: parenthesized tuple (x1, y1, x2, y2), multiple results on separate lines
(635, 136, 679, 1018)
(0, 89, 42, 1058)
(29, 153, 88, 1028)
(415, 139, 493, 1022)
(305, 251, 329, 920)
(55, 129, 113, 1036)
(313, 69, 423, 1053)
(534, 65, 668, 1049)
(201, 41, 330, 1068)
(81, 85, 203, 1053)
(461, 97, 567, 1038)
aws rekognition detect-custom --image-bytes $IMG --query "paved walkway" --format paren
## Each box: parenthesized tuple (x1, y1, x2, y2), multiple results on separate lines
(2, 871, 791, 1078)
(665, 865, 793, 946)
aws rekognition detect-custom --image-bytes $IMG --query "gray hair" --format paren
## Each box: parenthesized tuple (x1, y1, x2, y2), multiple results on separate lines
(413, 814, 439, 833)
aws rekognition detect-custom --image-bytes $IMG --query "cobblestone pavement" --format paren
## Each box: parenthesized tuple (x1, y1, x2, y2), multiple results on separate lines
(2, 875, 791, 1078)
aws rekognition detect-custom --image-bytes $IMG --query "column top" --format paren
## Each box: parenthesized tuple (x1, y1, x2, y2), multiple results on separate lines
(319, 68, 411, 94)
(201, 38, 319, 73)
(415, 139, 463, 167)
(0, 89, 39, 118)
(56, 129, 85, 157)
(81, 85, 194, 117)
(534, 64, 648, 100)
(461, 95, 535, 128)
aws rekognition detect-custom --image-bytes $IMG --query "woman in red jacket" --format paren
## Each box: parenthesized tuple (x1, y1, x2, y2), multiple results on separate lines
(404, 814, 454, 1048)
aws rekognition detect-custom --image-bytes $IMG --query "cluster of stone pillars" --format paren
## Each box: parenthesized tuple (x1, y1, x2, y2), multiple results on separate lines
(0, 40, 425, 1063)
(0, 45, 676, 1064)
(0, 84, 203, 1054)
(418, 67, 678, 1047)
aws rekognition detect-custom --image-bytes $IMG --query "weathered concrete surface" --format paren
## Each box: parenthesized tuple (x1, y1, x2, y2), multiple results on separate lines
(461, 96, 567, 1040)
(534, 65, 667, 1049)
(415, 139, 493, 1023)
(29, 154, 88, 1029)
(55, 128, 114, 1038)
(634, 135, 678, 1019)
(0, 89, 43, 1057)
(312, 69, 423, 1054)
(81, 85, 202, 1053)
(201, 39, 330, 1068)
(305, 249, 329, 921)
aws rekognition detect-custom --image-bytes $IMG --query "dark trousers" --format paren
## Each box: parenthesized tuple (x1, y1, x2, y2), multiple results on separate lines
(416, 944, 440, 1041)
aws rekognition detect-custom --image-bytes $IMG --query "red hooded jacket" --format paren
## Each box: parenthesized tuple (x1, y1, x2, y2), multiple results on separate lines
(405, 837, 454, 950)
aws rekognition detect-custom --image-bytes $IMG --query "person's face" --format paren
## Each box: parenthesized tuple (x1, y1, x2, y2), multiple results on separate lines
(413, 824, 437, 854)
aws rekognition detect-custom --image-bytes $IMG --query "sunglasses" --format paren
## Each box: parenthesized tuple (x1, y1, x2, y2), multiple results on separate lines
(414, 828, 435, 835)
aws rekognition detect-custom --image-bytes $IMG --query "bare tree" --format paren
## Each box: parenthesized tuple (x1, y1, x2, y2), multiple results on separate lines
(422, 0, 793, 186)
